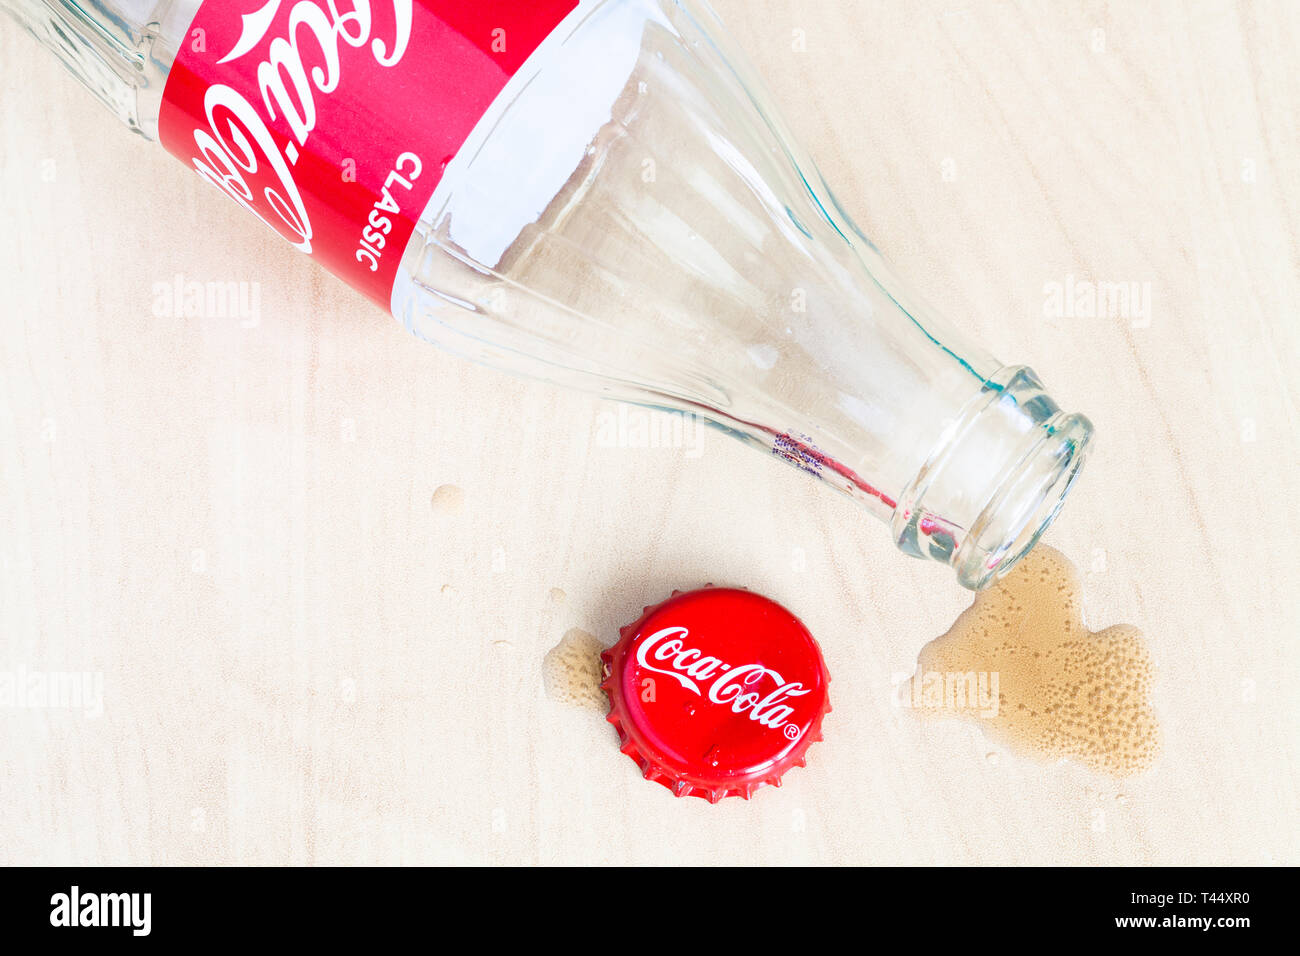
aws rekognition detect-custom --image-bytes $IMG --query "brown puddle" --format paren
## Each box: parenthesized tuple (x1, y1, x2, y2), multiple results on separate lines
(542, 628, 608, 711)
(907, 544, 1159, 776)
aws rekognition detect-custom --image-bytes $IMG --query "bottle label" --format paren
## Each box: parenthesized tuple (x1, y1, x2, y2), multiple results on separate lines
(159, 0, 578, 308)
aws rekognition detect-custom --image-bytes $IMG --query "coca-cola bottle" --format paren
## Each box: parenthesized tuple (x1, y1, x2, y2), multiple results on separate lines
(2, 0, 1093, 589)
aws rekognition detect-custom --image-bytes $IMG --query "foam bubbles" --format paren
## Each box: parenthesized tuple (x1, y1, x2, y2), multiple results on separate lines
(542, 628, 608, 710)
(912, 545, 1159, 776)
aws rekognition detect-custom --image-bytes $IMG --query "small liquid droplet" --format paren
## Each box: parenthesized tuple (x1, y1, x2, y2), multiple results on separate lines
(548, 587, 566, 604)
(430, 484, 464, 515)
(440, 584, 457, 598)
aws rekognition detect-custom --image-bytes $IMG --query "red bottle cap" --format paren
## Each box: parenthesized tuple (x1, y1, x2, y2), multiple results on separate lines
(601, 587, 830, 802)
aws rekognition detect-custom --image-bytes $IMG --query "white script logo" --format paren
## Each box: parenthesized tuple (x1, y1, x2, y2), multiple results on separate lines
(185, 0, 413, 252)
(635, 626, 812, 731)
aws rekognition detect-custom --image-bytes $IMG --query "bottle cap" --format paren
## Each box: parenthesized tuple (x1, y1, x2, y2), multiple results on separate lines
(600, 587, 830, 802)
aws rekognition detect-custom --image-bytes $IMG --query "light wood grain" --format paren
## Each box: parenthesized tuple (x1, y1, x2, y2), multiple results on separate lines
(1, 0, 1296, 865)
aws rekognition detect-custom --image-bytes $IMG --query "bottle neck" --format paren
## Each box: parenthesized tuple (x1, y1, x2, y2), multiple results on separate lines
(890, 366, 1093, 590)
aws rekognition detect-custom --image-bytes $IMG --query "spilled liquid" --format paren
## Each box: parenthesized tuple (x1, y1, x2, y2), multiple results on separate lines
(542, 628, 608, 711)
(430, 483, 464, 515)
(910, 545, 1159, 776)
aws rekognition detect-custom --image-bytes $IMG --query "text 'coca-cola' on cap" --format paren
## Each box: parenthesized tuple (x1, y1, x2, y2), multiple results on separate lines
(600, 587, 830, 803)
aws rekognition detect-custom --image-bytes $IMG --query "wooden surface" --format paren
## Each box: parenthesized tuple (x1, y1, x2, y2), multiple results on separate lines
(1, 0, 1297, 865)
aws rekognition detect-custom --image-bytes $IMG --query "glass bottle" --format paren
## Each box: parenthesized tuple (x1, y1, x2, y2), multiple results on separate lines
(1, 0, 1093, 589)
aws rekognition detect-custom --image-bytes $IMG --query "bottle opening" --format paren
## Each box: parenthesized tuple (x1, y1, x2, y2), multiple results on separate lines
(892, 367, 1094, 590)
(952, 411, 1091, 590)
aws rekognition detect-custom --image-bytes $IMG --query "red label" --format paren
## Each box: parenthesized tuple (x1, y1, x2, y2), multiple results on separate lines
(159, 0, 577, 307)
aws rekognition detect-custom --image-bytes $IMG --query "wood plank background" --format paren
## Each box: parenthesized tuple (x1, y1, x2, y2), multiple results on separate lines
(1, 0, 1296, 864)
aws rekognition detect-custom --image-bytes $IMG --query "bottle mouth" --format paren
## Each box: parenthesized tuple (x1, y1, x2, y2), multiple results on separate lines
(891, 366, 1093, 591)
(950, 410, 1091, 590)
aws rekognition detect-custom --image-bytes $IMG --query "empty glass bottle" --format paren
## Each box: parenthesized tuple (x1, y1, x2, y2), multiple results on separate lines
(1, 0, 1093, 588)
